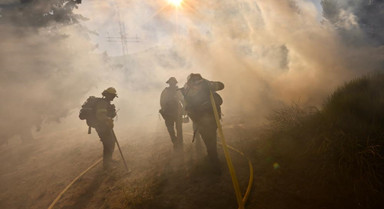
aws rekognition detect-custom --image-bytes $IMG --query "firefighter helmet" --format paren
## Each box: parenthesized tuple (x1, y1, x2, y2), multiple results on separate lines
(166, 77, 178, 84)
(102, 87, 118, 97)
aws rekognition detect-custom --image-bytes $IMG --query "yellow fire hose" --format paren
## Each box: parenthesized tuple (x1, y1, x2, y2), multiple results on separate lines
(47, 158, 102, 209)
(209, 90, 247, 209)
(186, 130, 254, 207)
(221, 143, 254, 205)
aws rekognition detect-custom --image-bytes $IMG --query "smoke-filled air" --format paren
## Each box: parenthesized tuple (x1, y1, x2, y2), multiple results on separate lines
(1, 0, 383, 209)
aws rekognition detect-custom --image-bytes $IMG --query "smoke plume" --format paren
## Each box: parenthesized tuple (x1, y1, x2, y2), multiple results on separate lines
(1, 0, 384, 143)
(0, 0, 107, 143)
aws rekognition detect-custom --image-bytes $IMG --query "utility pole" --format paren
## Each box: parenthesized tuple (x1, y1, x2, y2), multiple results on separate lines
(106, 4, 141, 56)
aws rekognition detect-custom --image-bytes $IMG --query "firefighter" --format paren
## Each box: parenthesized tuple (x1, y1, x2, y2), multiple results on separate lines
(160, 77, 185, 150)
(181, 73, 224, 173)
(95, 87, 118, 169)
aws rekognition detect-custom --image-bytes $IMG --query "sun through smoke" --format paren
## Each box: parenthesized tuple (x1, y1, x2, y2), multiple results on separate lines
(167, 0, 183, 7)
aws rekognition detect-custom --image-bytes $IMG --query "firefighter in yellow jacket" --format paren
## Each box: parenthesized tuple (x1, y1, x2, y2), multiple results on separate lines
(95, 87, 118, 169)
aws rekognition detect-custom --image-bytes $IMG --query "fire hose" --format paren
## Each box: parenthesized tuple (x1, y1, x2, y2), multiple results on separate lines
(47, 129, 128, 209)
(208, 89, 254, 209)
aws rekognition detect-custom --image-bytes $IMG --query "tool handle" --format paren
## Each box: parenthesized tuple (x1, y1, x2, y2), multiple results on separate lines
(112, 130, 129, 171)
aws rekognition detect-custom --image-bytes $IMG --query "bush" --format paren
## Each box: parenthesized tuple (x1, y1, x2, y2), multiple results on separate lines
(322, 74, 384, 187)
(265, 73, 384, 207)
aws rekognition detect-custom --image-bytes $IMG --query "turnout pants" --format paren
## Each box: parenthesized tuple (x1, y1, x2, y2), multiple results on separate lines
(164, 115, 183, 148)
(96, 127, 116, 168)
(192, 114, 219, 166)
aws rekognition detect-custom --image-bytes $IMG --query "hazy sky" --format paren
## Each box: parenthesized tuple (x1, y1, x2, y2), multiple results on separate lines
(75, 0, 382, 117)
(1, 0, 383, 140)
(77, 0, 323, 57)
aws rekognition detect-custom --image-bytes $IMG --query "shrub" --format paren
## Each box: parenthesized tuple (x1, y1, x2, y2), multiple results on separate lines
(265, 73, 384, 207)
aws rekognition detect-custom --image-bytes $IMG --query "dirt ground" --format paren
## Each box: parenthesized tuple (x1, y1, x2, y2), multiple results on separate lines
(0, 120, 257, 209)
(0, 120, 340, 209)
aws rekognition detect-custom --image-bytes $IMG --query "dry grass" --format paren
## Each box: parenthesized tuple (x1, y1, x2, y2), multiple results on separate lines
(262, 73, 384, 208)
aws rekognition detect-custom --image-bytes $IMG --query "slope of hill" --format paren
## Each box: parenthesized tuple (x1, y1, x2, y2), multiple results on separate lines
(252, 73, 384, 208)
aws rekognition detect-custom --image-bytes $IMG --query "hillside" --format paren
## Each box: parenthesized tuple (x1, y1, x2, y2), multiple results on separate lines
(252, 73, 384, 208)
(2, 74, 384, 209)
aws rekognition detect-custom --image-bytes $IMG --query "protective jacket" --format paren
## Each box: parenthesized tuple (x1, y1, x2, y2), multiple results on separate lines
(160, 86, 184, 118)
(94, 98, 116, 131)
(182, 79, 224, 121)
(94, 98, 116, 169)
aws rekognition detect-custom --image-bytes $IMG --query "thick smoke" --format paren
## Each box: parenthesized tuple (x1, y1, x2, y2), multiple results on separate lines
(322, 0, 384, 46)
(1, 0, 383, 143)
(0, 0, 108, 143)
(83, 0, 383, 122)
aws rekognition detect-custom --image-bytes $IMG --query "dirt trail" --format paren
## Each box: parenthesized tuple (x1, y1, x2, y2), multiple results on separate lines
(0, 127, 103, 209)
(0, 122, 255, 209)
(54, 128, 252, 209)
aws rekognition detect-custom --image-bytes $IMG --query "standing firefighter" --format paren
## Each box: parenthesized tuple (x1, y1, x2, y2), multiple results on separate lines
(79, 87, 118, 169)
(160, 77, 185, 150)
(181, 73, 224, 173)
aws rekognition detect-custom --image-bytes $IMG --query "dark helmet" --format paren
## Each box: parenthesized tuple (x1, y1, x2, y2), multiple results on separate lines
(187, 73, 203, 83)
(166, 77, 178, 84)
(102, 87, 118, 97)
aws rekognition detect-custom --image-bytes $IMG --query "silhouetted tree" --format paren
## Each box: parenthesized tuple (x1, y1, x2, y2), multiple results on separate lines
(0, 0, 84, 27)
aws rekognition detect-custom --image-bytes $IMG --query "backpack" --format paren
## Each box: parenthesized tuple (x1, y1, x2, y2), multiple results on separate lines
(184, 85, 223, 119)
(160, 87, 182, 117)
(79, 96, 103, 128)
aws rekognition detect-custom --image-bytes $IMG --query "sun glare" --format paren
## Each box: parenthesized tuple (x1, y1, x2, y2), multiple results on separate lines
(167, 0, 183, 7)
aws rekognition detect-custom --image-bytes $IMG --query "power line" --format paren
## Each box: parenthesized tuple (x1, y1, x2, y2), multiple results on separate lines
(106, 4, 141, 56)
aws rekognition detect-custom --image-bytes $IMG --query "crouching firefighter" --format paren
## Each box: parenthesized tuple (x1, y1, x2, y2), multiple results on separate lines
(159, 77, 185, 150)
(181, 73, 224, 173)
(79, 87, 118, 169)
